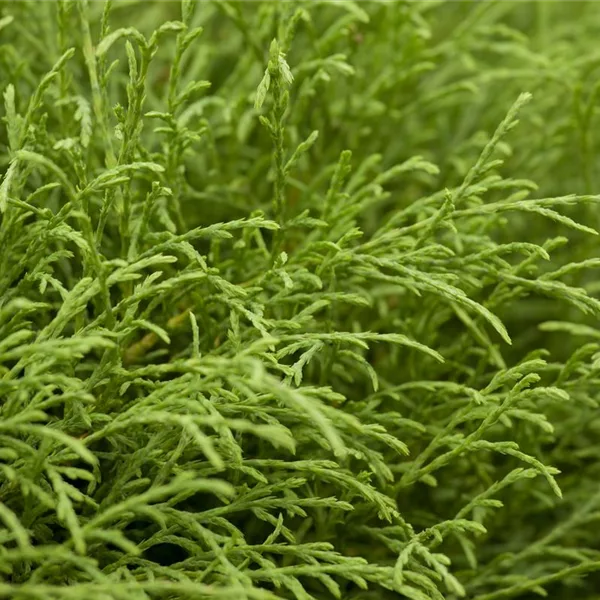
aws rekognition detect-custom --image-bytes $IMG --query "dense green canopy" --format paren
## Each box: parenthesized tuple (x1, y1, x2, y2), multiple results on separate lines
(1, 1, 600, 599)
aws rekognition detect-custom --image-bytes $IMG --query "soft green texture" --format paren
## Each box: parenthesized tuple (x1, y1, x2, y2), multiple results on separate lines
(1, 1, 600, 598)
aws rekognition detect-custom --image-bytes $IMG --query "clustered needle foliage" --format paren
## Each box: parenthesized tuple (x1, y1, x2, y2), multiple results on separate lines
(1, 1, 600, 599)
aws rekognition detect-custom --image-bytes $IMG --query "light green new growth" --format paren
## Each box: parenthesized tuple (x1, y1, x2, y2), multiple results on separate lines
(1, 1, 600, 599)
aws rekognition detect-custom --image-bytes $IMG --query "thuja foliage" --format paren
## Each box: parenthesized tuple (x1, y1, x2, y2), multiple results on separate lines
(2, 1, 600, 598)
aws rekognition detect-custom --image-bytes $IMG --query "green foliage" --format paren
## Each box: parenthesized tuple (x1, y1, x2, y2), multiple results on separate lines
(1, 1, 600, 598)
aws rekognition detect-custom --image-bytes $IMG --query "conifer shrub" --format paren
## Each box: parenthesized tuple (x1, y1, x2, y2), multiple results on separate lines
(1, 1, 600, 598)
